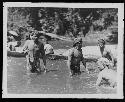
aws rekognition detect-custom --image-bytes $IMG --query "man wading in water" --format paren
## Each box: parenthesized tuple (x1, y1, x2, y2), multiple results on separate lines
(33, 34, 47, 73)
(67, 38, 86, 76)
(21, 33, 47, 74)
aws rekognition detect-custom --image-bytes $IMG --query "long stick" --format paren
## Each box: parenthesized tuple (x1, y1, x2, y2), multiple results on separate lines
(38, 31, 72, 42)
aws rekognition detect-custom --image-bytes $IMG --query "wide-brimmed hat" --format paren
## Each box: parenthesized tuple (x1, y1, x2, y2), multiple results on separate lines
(73, 37, 82, 46)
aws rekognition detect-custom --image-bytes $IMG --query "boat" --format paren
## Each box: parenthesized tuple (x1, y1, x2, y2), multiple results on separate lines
(7, 50, 26, 57)
(7, 50, 68, 60)
(7, 45, 117, 62)
(7, 50, 98, 62)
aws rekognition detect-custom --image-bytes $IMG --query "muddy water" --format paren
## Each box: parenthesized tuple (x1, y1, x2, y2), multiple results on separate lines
(7, 57, 116, 94)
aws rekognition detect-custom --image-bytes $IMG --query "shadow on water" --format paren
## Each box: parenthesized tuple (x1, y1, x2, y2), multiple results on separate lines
(7, 57, 117, 94)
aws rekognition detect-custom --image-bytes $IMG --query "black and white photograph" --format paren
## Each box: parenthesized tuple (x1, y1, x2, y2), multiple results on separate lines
(3, 2, 124, 98)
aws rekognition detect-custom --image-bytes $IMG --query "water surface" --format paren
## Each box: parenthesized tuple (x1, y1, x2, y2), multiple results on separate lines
(7, 57, 116, 94)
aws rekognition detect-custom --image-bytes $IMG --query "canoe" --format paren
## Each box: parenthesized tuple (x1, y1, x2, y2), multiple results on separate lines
(7, 50, 68, 60)
(7, 51, 26, 57)
(7, 50, 98, 62)
(7, 45, 117, 61)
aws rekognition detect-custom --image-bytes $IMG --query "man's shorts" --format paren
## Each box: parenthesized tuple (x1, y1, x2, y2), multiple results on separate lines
(70, 64, 80, 75)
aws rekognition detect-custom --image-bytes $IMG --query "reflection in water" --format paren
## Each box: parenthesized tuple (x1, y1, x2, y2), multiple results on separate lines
(7, 57, 116, 94)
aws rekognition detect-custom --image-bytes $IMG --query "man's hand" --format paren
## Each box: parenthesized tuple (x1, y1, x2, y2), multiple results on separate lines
(43, 66, 47, 73)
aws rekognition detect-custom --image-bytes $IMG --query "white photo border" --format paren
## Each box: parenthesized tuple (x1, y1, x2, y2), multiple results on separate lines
(3, 2, 124, 99)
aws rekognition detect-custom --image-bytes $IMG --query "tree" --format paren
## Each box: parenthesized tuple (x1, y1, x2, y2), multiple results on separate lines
(7, 7, 33, 40)
(7, 7, 118, 43)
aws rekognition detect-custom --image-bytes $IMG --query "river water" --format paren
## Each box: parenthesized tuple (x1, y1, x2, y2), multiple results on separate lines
(7, 57, 116, 94)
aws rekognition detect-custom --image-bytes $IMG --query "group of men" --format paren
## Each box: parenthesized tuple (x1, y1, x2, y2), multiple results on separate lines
(19, 32, 117, 88)
(20, 33, 54, 74)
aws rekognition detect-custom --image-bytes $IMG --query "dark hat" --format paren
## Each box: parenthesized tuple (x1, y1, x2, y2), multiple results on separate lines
(73, 37, 82, 46)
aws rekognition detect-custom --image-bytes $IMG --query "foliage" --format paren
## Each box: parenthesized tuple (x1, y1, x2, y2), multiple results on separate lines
(7, 7, 118, 43)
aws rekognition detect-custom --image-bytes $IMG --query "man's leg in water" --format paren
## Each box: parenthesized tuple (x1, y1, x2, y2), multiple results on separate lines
(28, 51, 35, 73)
(39, 58, 46, 73)
(70, 65, 76, 76)
(77, 66, 81, 75)
(26, 54, 31, 73)
(31, 57, 38, 73)
(42, 55, 47, 73)
(36, 58, 41, 73)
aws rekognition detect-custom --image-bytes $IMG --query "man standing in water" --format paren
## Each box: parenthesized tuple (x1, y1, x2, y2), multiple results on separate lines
(21, 33, 47, 74)
(67, 38, 86, 76)
(33, 34, 47, 73)
(21, 34, 36, 73)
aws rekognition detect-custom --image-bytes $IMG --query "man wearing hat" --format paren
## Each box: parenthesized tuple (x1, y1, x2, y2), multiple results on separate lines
(67, 37, 86, 76)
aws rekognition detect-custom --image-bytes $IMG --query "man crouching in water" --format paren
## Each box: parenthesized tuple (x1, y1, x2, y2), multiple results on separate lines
(96, 63, 117, 88)
(67, 38, 86, 76)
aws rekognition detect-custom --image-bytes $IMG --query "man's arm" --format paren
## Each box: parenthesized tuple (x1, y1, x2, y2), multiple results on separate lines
(96, 72, 103, 86)
(40, 44, 47, 68)
(105, 48, 115, 67)
(42, 54, 46, 68)
(21, 40, 29, 52)
(81, 52, 86, 68)
(67, 49, 73, 70)
(109, 50, 115, 66)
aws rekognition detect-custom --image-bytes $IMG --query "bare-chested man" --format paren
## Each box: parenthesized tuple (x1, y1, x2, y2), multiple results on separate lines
(67, 38, 86, 76)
